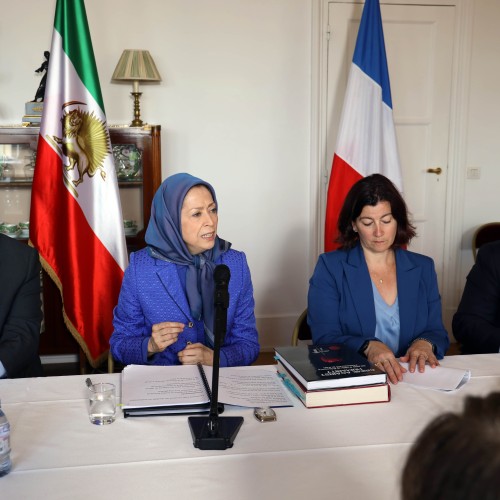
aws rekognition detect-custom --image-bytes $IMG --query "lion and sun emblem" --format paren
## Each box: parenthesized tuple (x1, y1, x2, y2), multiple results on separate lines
(48, 101, 111, 195)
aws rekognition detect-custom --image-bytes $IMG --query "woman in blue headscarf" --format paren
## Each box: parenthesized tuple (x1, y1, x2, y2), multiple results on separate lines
(110, 173, 260, 367)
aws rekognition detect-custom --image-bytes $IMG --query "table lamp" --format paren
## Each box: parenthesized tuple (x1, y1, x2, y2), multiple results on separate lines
(111, 50, 161, 127)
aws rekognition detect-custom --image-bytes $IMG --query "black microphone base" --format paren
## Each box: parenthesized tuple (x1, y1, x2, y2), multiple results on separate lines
(188, 416, 244, 450)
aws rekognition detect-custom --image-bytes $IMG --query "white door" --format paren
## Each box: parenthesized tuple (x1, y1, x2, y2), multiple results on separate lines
(324, 2, 455, 283)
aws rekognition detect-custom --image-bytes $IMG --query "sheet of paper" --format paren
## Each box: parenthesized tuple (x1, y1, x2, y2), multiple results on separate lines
(122, 364, 208, 408)
(400, 362, 471, 391)
(122, 365, 294, 409)
(207, 367, 294, 408)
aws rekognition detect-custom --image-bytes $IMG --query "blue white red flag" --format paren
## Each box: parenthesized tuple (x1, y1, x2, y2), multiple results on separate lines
(324, 0, 403, 252)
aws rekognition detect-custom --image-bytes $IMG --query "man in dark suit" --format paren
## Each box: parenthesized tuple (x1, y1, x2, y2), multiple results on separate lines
(453, 240, 500, 354)
(0, 233, 43, 377)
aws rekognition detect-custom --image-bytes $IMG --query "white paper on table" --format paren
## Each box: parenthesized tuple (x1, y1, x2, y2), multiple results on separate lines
(122, 365, 294, 409)
(400, 362, 471, 391)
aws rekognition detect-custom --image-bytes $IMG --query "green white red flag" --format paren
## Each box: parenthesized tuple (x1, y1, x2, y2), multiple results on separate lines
(30, 0, 128, 367)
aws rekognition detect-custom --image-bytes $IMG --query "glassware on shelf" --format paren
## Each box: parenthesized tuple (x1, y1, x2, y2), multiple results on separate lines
(113, 145, 142, 181)
(23, 152, 36, 181)
(24, 163, 35, 181)
(0, 223, 20, 238)
(0, 156, 12, 181)
(18, 221, 30, 238)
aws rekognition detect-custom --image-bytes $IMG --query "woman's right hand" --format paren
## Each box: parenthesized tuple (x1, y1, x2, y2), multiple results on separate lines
(148, 322, 185, 355)
(364, 340, 407, 385)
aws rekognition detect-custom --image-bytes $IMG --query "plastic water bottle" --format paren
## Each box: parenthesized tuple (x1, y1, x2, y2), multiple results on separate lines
(0, 401, 12, 477)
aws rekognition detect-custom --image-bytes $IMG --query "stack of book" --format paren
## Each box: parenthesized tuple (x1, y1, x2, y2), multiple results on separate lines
(274, 344, 391, 408)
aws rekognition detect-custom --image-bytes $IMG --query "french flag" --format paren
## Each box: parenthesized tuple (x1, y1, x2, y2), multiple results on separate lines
(324, 0, 403, 252)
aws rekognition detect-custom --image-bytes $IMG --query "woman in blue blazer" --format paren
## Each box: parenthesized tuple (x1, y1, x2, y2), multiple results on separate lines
(308, 174, 449, 384)
(110, 173, 259, 367)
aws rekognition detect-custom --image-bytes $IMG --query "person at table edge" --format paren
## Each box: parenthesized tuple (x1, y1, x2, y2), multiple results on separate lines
(452, 240, 500, 354)
(308, 174, 449, 384)
(110, 173, 259, 367)
(401, 392, 500, 500)
(0, 233, 43, 378)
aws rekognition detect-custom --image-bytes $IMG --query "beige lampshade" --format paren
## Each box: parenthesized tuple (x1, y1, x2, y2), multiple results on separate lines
(111, 50, 161, 83)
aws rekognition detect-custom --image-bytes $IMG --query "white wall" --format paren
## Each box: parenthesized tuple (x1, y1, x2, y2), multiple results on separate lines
(457, 0, 500, 287)
(0, 0, 312, 351)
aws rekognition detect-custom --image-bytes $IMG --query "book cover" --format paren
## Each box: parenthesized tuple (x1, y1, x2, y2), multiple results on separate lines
(274, 344, 386, 390)
(276, 361, 390, 408)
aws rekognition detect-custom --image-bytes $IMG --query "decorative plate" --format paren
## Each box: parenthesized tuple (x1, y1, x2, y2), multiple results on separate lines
(113, 144, 142, 180)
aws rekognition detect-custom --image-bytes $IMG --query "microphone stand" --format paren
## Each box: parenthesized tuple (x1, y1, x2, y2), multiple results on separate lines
(188, 266, 243, 450)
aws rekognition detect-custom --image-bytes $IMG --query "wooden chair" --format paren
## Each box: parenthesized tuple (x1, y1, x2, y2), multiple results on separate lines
(472, 222, 500, 261)
(291, 309, 312, 346)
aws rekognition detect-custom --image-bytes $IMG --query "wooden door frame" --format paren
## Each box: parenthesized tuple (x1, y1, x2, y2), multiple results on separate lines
(309, 0, 475, 334)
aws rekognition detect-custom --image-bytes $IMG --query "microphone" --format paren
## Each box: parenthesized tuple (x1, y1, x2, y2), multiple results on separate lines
(213, 265, 230, 337)
(214, 263, 230, 287)
(188, 262, 243, 450)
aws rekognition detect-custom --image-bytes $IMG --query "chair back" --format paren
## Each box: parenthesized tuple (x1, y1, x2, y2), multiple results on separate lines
(291, 309, 312, 346)
(472, 222, 500, 261)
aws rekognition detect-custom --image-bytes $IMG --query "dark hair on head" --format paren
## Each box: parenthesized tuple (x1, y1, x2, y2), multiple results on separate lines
(336, 173, 416, 249)
(401, 392, 500, 500)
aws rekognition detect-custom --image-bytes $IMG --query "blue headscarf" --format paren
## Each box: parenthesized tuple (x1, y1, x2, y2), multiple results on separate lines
(145, 173, 231, 346)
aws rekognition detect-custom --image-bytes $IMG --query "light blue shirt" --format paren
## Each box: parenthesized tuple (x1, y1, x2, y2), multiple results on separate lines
(0, 361, 6, 378)
(372, 281, 401, 354)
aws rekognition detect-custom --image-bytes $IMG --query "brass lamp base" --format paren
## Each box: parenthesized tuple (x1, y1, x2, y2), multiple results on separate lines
(130, 91, 144, 127)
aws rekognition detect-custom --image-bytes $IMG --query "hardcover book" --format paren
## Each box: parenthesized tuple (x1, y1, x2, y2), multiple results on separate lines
(276, 361, 390, 408)
(274, 344, 386, 390)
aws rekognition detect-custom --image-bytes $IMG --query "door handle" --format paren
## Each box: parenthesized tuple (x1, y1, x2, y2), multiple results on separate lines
(426, 167, 442, 175)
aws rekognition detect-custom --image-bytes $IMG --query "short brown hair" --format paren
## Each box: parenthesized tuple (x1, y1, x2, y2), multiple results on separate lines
(401, 392, 500, 500)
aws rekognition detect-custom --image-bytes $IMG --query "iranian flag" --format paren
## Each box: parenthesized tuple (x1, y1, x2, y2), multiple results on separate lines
(30, 0, 128, 367)
(324, 0, 403, 252)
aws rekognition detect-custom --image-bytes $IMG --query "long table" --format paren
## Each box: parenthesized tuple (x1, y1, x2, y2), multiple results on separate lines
(1, 355, 499, 500)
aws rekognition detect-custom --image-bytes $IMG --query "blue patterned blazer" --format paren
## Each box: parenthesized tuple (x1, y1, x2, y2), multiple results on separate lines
(110, 248, 259, 367)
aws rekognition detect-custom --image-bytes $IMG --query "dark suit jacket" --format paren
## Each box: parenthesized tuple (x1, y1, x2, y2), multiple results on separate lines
(0, 234, 43, 377)
(308, 244, 449, 358)
(453, 241, 500, 354)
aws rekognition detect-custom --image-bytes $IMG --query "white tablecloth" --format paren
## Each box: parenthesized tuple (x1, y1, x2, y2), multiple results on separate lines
(1, 355, 499, 500)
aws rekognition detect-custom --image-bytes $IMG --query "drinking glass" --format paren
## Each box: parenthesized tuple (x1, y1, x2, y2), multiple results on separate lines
(88, 382, 116, 425)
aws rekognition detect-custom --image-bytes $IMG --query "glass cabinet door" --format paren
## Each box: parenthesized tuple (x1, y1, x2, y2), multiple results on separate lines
(0, 127, 38, 239)
(0, 124, 162, 358)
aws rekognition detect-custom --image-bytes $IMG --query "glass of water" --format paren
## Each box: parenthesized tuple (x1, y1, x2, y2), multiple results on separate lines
(88, 382, 116, 425)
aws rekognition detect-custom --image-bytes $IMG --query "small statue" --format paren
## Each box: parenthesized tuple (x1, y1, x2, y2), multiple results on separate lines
(33, 51, 50, 102)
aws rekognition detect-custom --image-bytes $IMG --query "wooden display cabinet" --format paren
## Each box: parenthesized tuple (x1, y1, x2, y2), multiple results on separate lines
(0, 124, 162, 357)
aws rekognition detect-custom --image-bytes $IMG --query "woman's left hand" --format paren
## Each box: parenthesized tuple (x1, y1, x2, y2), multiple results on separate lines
(400, 339, 439, 373)
(178, 343, 214, 366)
